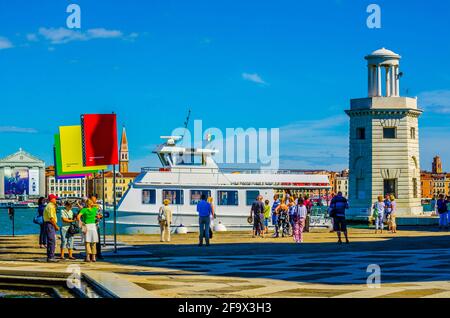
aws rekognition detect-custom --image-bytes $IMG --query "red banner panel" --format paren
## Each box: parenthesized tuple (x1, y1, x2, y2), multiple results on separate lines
(81, 114, 119, 166)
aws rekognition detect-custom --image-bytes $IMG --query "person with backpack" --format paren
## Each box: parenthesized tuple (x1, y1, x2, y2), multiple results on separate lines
(437, 194, 449, 231)
(372, 195, 386, 234)
(329, 191, 350, 244)
(159, 199, 173, 242)
(292, 198, 308, 243)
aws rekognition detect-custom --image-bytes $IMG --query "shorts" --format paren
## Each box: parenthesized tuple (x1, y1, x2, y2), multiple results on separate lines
(264, 218, 269, 227)
(333, 216, 347, 232)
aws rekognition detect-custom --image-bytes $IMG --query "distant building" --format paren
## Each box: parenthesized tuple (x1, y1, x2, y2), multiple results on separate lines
(119, 126, 129, 173)
(335, 170, 349, 198)
(45, 166, 88, 199)
(420, 172, 434, 198)
(91, 171, 139, 205)
(432, 156, 443, 174)
(0, 148, 46, 200)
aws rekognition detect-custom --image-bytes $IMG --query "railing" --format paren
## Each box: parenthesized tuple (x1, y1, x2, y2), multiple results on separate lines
(141, 166, 331, 175)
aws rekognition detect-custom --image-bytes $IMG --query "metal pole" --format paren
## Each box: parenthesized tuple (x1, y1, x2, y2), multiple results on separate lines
(102, 170, 106, 247)
(12, 208, 15, 237)
(113, 165, 117, 253)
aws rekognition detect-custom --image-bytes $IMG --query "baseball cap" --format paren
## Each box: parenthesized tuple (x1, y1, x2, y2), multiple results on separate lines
(48, 194, 59, 201)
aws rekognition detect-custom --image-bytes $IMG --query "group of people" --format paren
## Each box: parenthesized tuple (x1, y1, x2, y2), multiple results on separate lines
(250, 192, 350, 244)
(36, 194, 104, 263)
(371, 194, 397, 234)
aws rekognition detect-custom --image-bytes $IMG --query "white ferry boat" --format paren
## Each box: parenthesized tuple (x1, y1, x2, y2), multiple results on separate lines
(117, 136, 331, 234)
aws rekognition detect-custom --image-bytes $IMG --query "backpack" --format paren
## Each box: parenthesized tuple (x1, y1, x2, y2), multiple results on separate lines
(158, 206, 167, 222)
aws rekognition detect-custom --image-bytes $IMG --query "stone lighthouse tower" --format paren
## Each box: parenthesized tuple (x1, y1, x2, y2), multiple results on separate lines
(345, 48, 423, 218)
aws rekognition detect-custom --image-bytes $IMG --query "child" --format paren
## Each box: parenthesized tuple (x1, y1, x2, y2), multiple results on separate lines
(263, 200, 271, 235)
(372, 196, 385, 234)
(293, 199, 308, 243)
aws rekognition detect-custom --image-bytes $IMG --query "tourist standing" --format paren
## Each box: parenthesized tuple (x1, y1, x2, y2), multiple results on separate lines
(384, 194, 392, 221)
(37, 197, 47, 248)
(158, 199, 173, 242)
(388, 195, 397, 234)
(263, 200, 271, 235)
(89, 195, 104, 260)
(276, 202, 290, 238)
(303, 195, 312, 233)
(292, 198, 308, 243)
(60, 201, 76, 260)
(43, 194, 59, 262)
(437, 194, 449, 231)
(329, 191, 350, 244)
(77, 199, 100, 262)
(272, 194, 281, 237)
(250, 195, 265, 238)
(373, 196, 385, 234)
(288, 197, 296, 236)
(196, 194, 212, 247)
(207, 197, 215, 238)
(430, 195, 437, 215)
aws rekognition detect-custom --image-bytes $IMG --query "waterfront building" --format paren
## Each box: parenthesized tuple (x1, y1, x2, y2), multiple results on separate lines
(335, 171, 349, 198)
(346, 48, 423, 218)
(421, 172, 434, 198)
(420, 157, 450, 198)
(45, 166, 87, 199)
(91, 171, 139, 205)
(0, 148, 46, 200)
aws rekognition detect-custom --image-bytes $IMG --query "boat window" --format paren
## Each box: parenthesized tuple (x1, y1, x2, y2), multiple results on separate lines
(217, 190, 239, 206)
(174, 152, 203, 166)
(163, 189, 184, 205)
(246, 190, 260, 206)
(142, 190, 156, 205)
(190, 190, 212, 205)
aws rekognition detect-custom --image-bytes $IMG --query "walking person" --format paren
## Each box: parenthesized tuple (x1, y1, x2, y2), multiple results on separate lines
(263, 199, 271, 235)
(60, 201, 76, 260)
(437, 194, 449, 231)
(43, 194, 59, 262)
(77, 199, 100, 262)
(158, 199, 173, 242)
(388, 195, 397, 233)
(373, 196, 385, 234)
(329, 191, 350, 244)
(37, 197, 47, 248)
(196, 194, 212, 247)
(271, 194, 281, 237)
(292, 198, 308, 243)
(250, 195, 265, 238)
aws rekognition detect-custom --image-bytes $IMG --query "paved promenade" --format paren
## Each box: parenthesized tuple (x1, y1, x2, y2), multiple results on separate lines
(1, 228, 450, 298)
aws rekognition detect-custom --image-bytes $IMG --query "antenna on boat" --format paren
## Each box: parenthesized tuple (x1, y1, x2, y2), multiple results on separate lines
(180, 108, 191, 143)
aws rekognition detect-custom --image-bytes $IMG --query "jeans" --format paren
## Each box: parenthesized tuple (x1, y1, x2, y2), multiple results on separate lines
(60, 226, 74, 250)
(199, 216, 211, 245)
(39, 223, 47, 245)
(439, 212, 448, 227)
(375, 213, 384, 230)
(44, 222, 56, 260)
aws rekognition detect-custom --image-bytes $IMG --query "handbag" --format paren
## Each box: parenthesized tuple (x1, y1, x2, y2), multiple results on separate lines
(68, 223, 80, 235)
(33, 215, 44, 225)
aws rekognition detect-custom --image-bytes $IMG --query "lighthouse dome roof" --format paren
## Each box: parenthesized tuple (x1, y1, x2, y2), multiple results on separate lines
(368, 47, 400, 58)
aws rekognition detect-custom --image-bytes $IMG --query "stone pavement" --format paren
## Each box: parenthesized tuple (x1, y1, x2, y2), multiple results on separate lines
(1, 227, 450, 298)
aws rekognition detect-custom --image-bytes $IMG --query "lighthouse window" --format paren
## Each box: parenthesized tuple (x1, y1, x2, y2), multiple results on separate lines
(410, 127, 416, 139)
(217, 190, 239, 206)
(142, 190, 156, 205)
(356, 128, 365, 140)
(162, 189, 184, 205)
(383, 127, 396, 139)
(190, 190, 212, 205)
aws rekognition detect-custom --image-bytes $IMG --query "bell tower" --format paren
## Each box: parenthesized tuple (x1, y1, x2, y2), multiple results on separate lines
(346, 48, 423, 218)
(119, 126, 129, 173)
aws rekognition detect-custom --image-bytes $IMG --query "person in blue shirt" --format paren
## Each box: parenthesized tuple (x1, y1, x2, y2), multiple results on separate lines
(271, 194, 281, 237)
(329, 192, 350, 244)
(196, 194, 212, 246)
(437, 194, 449, 231)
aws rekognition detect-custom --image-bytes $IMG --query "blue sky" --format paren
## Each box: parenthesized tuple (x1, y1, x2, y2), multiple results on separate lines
(0, 0, 449, 171)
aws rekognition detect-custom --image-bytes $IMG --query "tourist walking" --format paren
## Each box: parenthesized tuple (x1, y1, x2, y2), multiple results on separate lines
(196, 194, 212, 247)
(250, 195, 265, 238)
(373, 196, 385, 234)
(329, 191, 350, 244)
(60, 201, 76, 260)
(263, 199, 271, 235)
(292, 199, 308, 243)
(158, 199, 173, 242)
(43, 194, 59, 262)
(388, 195, 397, 233)
(77, 199, 100, 262)
(437, 194, 449, 231)
(272, 194, 281, 237)
(37, 197, 47, 248)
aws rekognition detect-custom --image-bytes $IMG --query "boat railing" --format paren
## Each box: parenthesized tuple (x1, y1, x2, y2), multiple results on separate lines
(141, 167, 329, 175)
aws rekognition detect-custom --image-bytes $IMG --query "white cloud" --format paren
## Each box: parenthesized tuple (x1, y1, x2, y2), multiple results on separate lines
(0, 37, 13, 50)
(26, 33, 39, 42)
(242, 73, 268, 85)
(0, 126, 38, 133)
(37, 27, 131, 44)
(419, 90, 450, 114)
